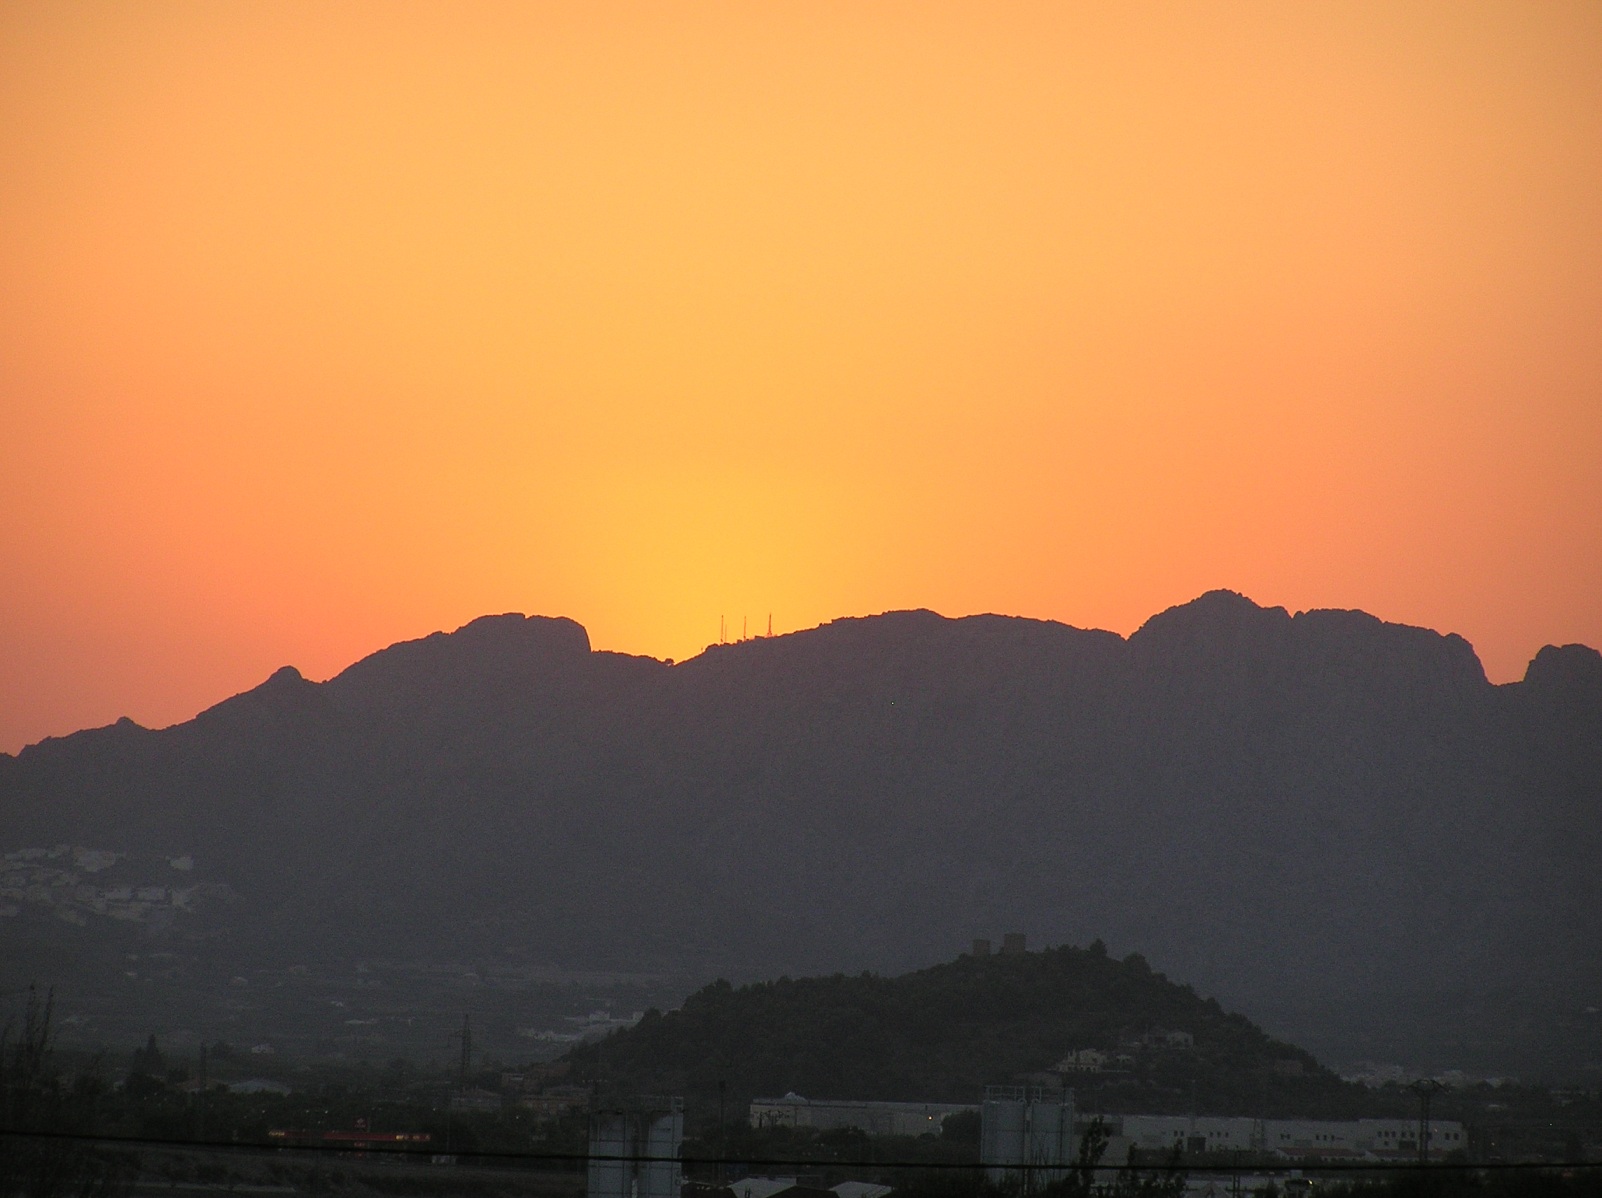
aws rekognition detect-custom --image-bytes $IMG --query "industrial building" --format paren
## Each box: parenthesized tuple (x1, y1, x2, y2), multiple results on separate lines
(751, 1090, 1466, 1168)
(749, 1094, 975, 1138)
(980, 1086, 1077, 1187)
(587, 1096, 683, 1198)
(1100, 1114, 1466, 1161)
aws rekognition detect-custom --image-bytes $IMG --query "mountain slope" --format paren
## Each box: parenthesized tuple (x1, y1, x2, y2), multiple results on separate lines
(1, 593, 1598, 1074)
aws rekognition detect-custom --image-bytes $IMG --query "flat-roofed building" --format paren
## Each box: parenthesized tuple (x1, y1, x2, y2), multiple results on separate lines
(1096, 1115, 1466, 1161)
(750, 1094, 975, 1138)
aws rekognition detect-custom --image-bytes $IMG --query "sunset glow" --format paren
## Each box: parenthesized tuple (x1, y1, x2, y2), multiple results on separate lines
(3, 2, 1600, 752)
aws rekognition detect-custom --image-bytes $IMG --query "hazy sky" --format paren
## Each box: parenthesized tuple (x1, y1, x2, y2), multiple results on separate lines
(3, 2, 1600, 753)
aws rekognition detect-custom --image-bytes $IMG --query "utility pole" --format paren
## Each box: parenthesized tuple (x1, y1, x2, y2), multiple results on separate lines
(197, 1044, 208, 1142)
(445, 1017, 472, 1158)
(718, 1079, 728, 1186)
(1408, 1079, 1445, 1166)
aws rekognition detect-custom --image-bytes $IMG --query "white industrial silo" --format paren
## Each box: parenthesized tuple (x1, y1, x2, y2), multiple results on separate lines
(980, 1086, 1076, 1191)
(587, 1096, 684, 1198)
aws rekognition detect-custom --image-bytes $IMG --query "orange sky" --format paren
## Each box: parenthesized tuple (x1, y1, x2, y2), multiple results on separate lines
(2, 2, 1600, 754)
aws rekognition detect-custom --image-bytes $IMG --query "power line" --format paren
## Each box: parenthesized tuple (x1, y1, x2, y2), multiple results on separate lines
(0, 1127, 1596, 1173)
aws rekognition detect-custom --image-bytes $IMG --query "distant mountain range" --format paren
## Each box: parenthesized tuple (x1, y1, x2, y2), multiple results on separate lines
(2, 592, 1598, 1076)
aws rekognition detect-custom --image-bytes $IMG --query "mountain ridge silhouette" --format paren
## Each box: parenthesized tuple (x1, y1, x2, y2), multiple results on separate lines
(2, 591, 1597, 1074)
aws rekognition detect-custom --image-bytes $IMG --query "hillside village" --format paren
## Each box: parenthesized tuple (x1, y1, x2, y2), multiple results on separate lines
(0, 844, 232, 926)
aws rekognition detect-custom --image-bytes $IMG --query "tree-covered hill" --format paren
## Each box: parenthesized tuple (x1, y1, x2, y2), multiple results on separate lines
(564, 942, 1364, 1119)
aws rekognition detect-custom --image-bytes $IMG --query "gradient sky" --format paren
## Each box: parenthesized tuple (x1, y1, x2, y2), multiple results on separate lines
(3, 2, 1600, 754)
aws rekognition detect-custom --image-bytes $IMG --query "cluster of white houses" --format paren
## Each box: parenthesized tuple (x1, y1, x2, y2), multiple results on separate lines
(750, 1094, 1464, 1163)
(0, 846, 205, 923)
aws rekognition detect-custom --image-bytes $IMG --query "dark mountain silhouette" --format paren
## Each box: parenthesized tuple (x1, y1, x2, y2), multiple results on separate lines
(1, 593, 1598, 1074)
(564, 942, 1358, 1116)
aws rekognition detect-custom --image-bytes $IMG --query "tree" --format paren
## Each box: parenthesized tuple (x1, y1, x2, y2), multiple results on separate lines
(128, 1037, 163, 1081)
(1107, 1145, 1186, 1198)
(0, 986, 136, 1198)
(1037, 1118, 1109, 1198)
